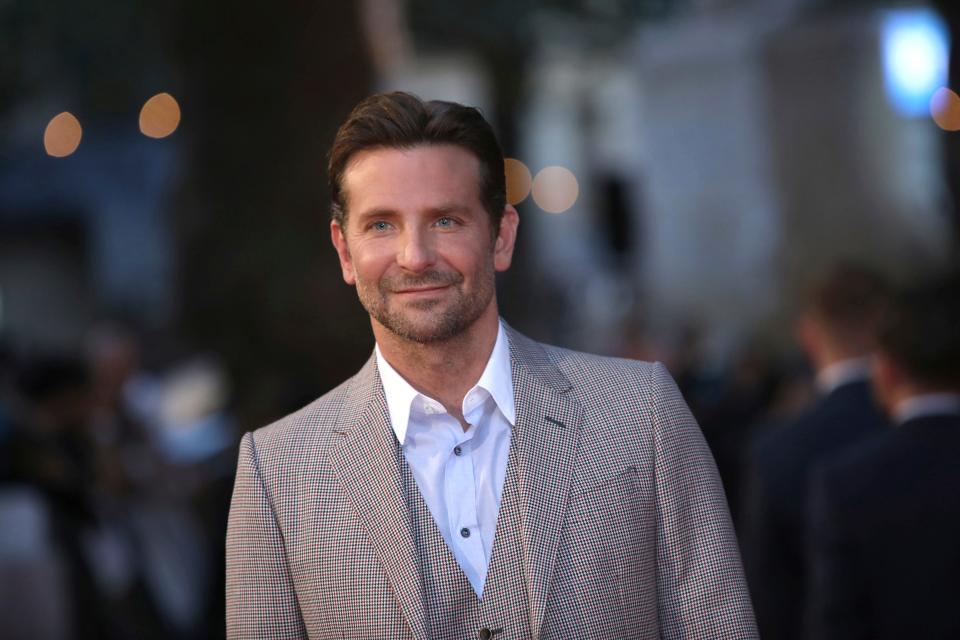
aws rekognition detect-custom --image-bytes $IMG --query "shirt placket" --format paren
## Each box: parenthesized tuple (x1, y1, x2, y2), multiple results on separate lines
(445, 406, 486, 585)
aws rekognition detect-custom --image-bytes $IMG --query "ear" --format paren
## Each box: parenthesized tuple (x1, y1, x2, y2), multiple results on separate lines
(330, 219, 356, 285)
(493, 205, 520, 272)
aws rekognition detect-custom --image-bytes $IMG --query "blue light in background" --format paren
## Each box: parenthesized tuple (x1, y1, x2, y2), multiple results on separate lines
(882, 9, 949, 118)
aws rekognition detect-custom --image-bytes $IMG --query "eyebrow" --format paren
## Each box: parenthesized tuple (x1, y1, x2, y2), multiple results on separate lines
(353, 207, 397, 223)
(426, 203, 472, 217)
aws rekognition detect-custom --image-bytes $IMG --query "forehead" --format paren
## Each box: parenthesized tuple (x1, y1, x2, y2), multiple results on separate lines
(341, 144, 483, 216)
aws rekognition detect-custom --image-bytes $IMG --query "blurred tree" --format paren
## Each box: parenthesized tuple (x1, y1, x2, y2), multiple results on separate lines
(171, 0, 373, 427)
(0, 0, 170, 142)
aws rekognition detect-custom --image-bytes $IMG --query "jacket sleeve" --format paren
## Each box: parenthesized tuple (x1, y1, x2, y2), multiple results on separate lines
(650, 362, 759, 639)
(226, 432, 308, 639)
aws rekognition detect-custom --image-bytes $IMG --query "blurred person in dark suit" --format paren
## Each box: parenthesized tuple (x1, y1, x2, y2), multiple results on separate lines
(806, 271, 960, 640)
(3, 354, 173, 640)
(741, 265, 891, 640)
(3, 356, 109, 638)
(698, 344, 783, 522)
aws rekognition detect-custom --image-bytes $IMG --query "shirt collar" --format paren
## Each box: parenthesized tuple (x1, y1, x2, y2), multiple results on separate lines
(893, 392, 960, 425)
(374, 320, 516, 445)
(815, 357, 872, 395)
(475, 321, 516, 426)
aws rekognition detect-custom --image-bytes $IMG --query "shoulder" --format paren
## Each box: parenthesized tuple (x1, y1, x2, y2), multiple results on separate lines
(820, 415, 960, 489)
(813, 416, 960, 536)
(513, 330, 669, 400)
(509, 329, 686, 426)
(750, 402, 823, 467)
(545, 341, 660, 387)
(754, 382, 884, 463)
(813, 430, 899, 506)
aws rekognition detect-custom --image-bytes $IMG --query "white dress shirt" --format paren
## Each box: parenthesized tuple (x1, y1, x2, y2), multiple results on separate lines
(893, 392, 960, 425)
(375, 321, 515, 597)
(815, 357, 872, 395)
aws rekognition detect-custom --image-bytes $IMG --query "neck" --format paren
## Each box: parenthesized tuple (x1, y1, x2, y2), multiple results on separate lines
(373, 304, 500, 420)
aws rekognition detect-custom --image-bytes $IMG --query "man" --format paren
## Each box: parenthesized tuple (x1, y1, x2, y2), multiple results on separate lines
(226, 92, 757, 639)
(806, 272, 960, 640)
(740, 265, 890, 640)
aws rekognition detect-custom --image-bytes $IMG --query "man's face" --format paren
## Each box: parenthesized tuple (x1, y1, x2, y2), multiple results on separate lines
(331, 144, 518, 344)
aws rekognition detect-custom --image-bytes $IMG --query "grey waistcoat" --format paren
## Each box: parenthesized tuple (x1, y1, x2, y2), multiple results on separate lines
(400, 440, 533, 640)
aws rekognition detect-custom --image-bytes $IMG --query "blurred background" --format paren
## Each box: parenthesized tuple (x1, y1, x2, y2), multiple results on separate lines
(1, 0, 958, 638)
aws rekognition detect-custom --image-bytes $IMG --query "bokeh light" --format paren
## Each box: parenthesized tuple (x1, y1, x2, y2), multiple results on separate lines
(882, 9, 949, 117)
(930, 87, 960, 131)
(139, 92, 181, 139)
(43, 112, 82, 157)
(504, 158, 532, 205)
(531, 166, 579, 214)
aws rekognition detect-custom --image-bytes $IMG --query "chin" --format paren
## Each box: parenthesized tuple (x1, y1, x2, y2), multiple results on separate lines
(388, 320, 464, 344)
(378, 306, 480, 344)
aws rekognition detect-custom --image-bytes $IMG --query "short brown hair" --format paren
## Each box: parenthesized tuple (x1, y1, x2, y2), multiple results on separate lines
(878, 271, 960, 388)
(328, 92, 506, 232)
(807, 264, 890, 348)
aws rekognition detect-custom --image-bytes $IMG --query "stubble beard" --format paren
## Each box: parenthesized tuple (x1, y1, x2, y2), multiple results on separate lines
(356, 265, 496, 344)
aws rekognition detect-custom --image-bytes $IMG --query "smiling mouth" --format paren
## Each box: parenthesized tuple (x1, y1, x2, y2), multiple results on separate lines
(394, 285, 449, 295)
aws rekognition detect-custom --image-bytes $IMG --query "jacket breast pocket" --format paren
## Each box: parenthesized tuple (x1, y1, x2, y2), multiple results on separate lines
(564, 465, 652, 561)
(546, 466, 658, 638)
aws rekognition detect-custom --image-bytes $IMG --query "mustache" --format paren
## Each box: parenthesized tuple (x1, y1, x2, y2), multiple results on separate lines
(381, 270, 463, 292)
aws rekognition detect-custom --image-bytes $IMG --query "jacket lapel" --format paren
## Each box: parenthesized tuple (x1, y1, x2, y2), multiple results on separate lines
(506, 327, 583, 639)
(327, 356, 429, 640)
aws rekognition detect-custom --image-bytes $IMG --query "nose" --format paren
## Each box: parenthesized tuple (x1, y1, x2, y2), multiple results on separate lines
(396, 227, 435, 273)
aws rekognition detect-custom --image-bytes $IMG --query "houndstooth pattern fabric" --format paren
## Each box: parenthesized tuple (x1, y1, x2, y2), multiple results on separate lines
(475, 432, 533, 640)
(226, 324, 758, 639)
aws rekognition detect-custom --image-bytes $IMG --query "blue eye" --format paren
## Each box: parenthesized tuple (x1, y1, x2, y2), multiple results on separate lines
(371, 221, 390, 231)
(436, 217, 456, 227)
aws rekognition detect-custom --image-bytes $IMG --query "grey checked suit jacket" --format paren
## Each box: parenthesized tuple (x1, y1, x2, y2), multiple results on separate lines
(226, 326, 758, 639)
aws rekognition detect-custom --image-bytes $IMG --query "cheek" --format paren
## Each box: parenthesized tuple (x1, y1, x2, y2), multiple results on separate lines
(350, 244, 392, 282)
(440, 237, 493, 275)
(443, 252, 483, 280)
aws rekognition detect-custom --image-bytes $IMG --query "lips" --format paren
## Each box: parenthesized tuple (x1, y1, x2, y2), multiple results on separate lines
(384, 270, 462, 295)
(394, 285, 449, 295)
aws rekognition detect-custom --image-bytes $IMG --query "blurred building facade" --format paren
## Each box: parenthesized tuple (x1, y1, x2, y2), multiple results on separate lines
(0, 131, 179, 348)
(371, 0, 956, 367)
(1, 0, 956, 408)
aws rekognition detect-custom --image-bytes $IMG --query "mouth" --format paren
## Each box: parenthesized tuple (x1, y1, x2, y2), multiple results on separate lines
(394, 285, 450, 296)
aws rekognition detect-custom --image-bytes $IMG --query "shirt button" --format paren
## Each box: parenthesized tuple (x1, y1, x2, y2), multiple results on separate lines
(479, 629, 491, 640)
(453, 445, 463, 456)
(460, 527, 471, 538)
